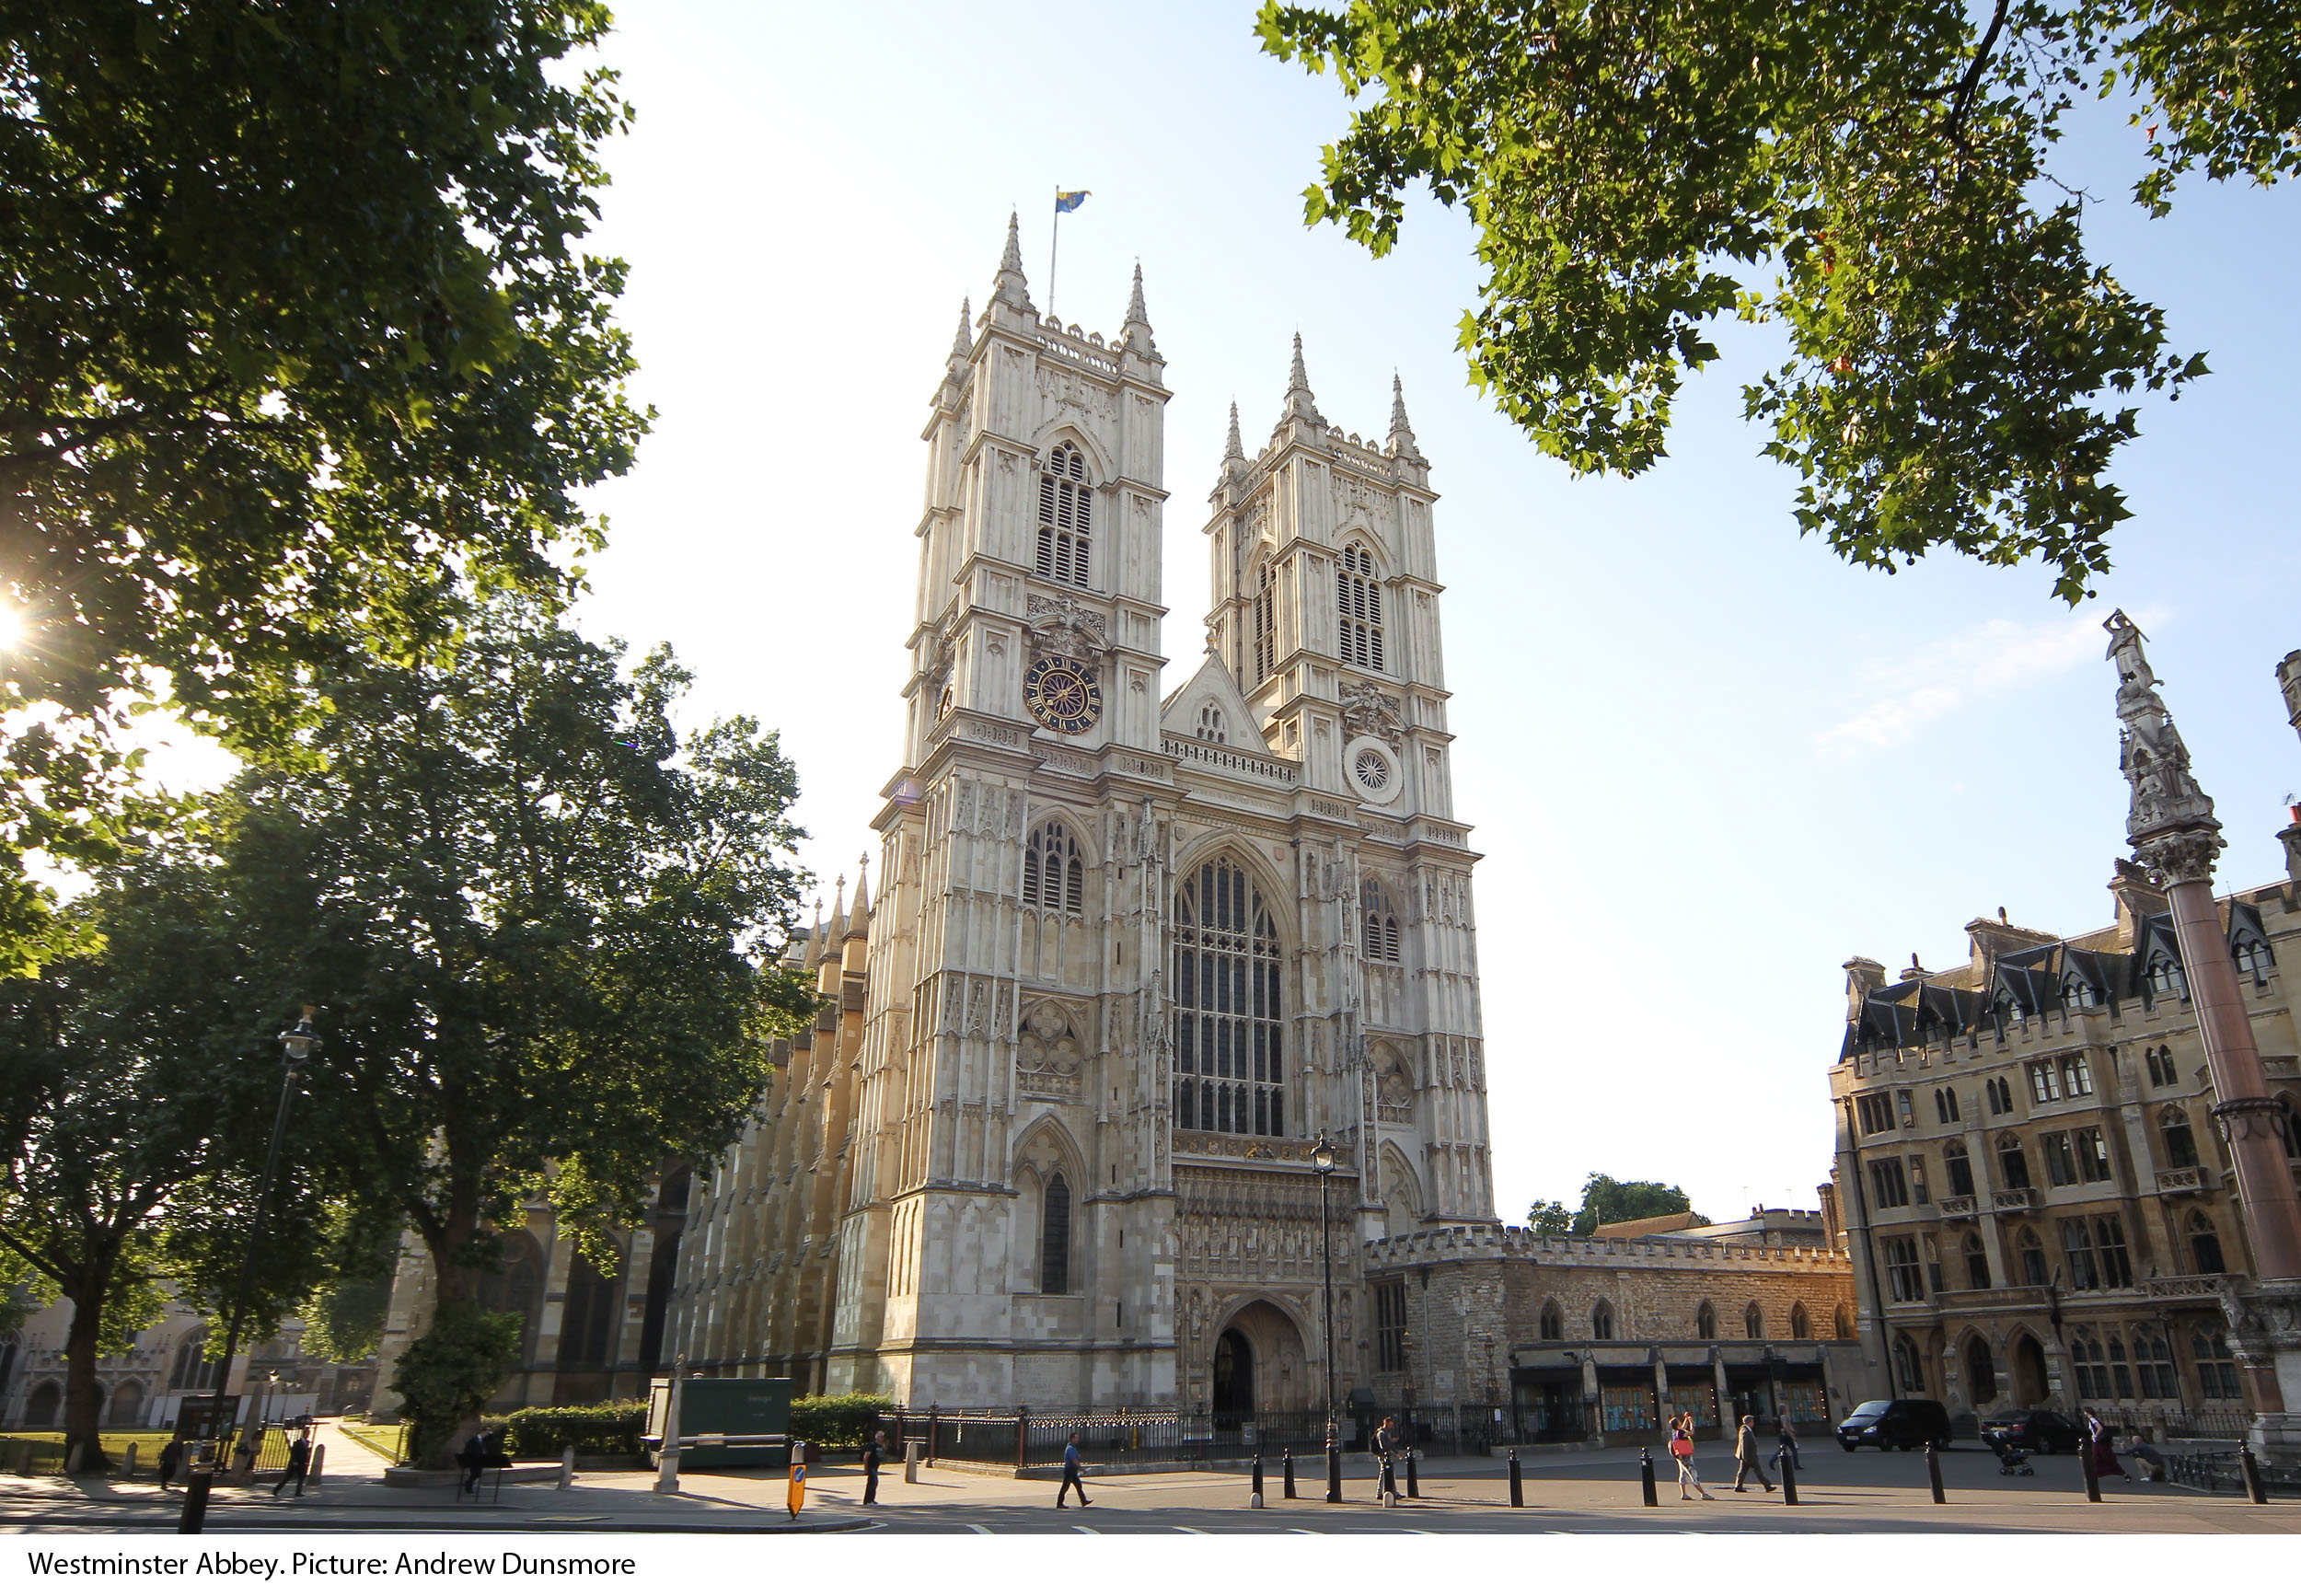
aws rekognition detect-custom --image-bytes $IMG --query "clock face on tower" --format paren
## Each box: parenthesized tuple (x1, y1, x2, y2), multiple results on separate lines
(1023, 654, 1103, 734)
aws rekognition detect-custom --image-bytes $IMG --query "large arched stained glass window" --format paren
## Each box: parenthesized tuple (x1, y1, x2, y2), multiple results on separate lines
(1173, 855, 1284, 1137)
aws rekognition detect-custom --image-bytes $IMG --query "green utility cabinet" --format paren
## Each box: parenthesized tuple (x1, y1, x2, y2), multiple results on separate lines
(645, 1376, 792, 1470)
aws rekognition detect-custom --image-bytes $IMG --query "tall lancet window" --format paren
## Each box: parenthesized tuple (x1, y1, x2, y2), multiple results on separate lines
(1361, 877, 1400, 963)
(1251, 561, 1276, 686)
(1037, 443, 1093, 588)
(1023, 820, 1083, 913)
(1172, 856, 1284, 1137)
(1336, 543, 1383, 671)
(1040, 1173, 1071, 1293)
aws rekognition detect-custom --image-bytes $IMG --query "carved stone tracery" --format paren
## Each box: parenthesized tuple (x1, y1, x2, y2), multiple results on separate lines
(1026, 593, 1110, 663)
(1339, 681, 1405, 752)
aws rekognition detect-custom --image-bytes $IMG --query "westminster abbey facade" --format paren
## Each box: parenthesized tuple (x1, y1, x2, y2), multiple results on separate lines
(660, 218, 1498, 1411)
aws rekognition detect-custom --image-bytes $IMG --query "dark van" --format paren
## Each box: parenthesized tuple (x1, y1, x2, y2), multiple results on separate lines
(1836, 1398, 1953, 1451)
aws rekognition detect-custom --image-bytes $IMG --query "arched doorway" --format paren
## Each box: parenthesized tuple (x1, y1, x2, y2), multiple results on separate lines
(1964, 1337, 1998, 1407)
(1213, 1329, 1254, 1417)
(2010, 1333, 2051, 1407)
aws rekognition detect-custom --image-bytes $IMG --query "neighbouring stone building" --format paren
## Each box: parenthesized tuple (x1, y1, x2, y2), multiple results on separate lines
(1832, 642, 2301, 1437)
(1, 1292, 373, 1432)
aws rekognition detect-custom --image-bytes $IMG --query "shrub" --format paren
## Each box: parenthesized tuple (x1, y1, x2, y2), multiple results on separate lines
(498, 1400, 645, 1459)
(790, 1393, 896, 1449)
(388, 1303, 526, 1468)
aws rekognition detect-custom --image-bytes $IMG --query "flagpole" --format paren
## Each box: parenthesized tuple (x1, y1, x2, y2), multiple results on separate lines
(1048, 188, 1060, 322)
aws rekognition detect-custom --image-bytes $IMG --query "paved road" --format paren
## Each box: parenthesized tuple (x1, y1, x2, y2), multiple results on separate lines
(5, 1433, 2293, 1535)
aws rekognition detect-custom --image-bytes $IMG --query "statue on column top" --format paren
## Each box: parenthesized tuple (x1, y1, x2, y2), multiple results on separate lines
(2105, 609, 2220, 883)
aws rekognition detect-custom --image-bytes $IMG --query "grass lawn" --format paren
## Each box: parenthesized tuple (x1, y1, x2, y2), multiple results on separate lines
(336, 1420, 408, 1463)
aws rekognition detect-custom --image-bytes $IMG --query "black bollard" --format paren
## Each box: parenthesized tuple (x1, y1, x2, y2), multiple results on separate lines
(177, 1453, 214, 1535)
(1405, 1448, 1419, 1498)
(2080, 1436, 2101, 1502)
(1325, 1442, 1342, 1504)
(1509, 1449, 1523, 1508)
(1925, 1440, 1945, 1504)
(1283, 1448, 1297, 1499)
(1639, 1447, 1659, 1507)
(1780, 1447, 1798, 1506)
(2238, 1445, 2269, 1506)
(1251, 1453, 1265, 1508)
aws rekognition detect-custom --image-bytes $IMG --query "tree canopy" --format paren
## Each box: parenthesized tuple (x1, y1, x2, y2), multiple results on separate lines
(1528, 1172, 1705, 1235)
(1258, 0, 2299, 601)
(209, 595, 815, 1459)
(0, 1, 648, 969)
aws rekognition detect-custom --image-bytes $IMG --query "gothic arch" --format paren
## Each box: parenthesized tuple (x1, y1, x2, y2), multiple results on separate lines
(1012, 1113, 1085, 1187)
(1332, 516, 1395, 573)
(1171, 835, 1290, 916)
(1209, 1295, 1314, 1414)
(105, 1378, 145, 1428)
(1377, 1141, 1423, 1235)
(1029, 419, 1114, 484)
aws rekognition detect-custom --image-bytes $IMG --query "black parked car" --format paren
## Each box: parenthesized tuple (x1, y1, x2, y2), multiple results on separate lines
(1836, 1398, 1953, 1451)
(1982, 1408, 2084, 1454)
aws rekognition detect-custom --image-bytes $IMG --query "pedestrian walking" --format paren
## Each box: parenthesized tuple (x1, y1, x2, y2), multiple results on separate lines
(1669, 1413, 1715, 1500)
(861, 1429, 885, 1506)
(1372, 1416, 1399, 1502)
(272, 1431, 311, 1498)
(1773, 1413, 1800, 1472)
(1731, 1415, 1775, 1493)
(157, 1436, 186, 1491)
(2081, 1408, 2127, 1483)
(1055, 1430, 1093, 1508)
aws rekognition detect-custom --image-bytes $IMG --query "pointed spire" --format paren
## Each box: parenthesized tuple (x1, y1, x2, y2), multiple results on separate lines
(950, 298, 972, 362)
(846, 852, 872, 936)
(826, 875, 847, 945)
(1224, 399, 1244, 462)
(1119, 260, 1158, 360)
(992, 211, 1034, 315)
(1283, 331, 1324, 425)
(1386, 371, 1421, 457)
(1126, 261, 1149, 325)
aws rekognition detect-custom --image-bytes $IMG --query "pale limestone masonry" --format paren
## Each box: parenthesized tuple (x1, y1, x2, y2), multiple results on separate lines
(665, 222, 1496, 1411)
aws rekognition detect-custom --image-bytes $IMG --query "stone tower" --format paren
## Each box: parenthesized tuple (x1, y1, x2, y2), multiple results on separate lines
(670, 221, 1497, 1417)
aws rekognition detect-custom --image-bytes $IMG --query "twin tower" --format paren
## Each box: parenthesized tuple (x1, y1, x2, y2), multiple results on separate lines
(666, 216, 1499, 1412)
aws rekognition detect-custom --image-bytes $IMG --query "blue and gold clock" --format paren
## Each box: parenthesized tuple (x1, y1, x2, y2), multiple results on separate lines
(1023, 654, 1102, 734)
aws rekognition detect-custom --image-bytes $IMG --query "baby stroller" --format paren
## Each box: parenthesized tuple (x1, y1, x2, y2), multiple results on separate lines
(1987, 1434, 2035, 1475)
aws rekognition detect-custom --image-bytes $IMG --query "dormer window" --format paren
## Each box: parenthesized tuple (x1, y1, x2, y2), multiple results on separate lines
(2148, 954, 2183, 998)
(2064, 979, 2097, 1011)
(1036, 443, 1093, 588)
(2234, 936, 2273, 982)
(1197, 703, 1226, 744)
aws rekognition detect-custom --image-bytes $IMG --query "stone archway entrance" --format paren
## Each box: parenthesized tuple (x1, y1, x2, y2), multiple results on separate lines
(1964, 1337, 1998, 1407)
(2010, 1333, 2051, 1407)
(1213, 1329, 1254, 1416)
(1209, 1299, 1311, 1419)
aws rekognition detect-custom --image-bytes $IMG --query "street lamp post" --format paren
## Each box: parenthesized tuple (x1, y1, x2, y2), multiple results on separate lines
(1312, 1130, 1339, 1503)
(179, 1009, 319, 1535)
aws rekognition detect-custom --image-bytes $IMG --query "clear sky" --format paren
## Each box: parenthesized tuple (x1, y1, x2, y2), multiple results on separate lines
(560, 1, 2301, 1227)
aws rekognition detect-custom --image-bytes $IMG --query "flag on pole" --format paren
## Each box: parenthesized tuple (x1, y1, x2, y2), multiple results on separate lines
(1054, 189, 1091, 214)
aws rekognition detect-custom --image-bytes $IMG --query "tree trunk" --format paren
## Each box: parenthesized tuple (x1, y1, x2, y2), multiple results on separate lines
(60, 1268, 111, 1475)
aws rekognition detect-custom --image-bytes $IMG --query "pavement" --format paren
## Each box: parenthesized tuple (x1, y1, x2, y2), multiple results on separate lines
(4, 1422, 2297, 1534)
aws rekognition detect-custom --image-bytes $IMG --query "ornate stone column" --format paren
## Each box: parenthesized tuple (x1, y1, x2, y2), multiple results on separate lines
(2107, 614, 2301, 1453)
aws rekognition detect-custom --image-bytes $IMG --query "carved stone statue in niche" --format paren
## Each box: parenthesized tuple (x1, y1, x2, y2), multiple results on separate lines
(1026, 593, 1109, 662)
(1339, 681, 1405, 751)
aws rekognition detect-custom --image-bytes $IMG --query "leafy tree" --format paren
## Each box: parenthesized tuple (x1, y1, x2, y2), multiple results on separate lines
(0, 1, 649, 968)
(0, 856, 335, 1471)
(1527, 1173, 1706, 1237)
(1257, 0, 2301, 601)
(295, 1221, 400, 1366)
(1525, 1198, 1574, 1235)
(214, 595, 816, 1463)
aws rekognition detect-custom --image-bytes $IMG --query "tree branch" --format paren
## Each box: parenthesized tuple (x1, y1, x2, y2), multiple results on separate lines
(1946, 0, 2011, 152)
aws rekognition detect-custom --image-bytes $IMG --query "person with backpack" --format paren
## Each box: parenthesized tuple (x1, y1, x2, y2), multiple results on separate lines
(1669, 1412, 1715, 1500)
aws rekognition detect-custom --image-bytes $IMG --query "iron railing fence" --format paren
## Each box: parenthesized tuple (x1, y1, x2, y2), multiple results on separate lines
(876, 1404, 1509, 1467)
(2165, 1449, 2301, 1498)
(2088, 1405, 2251, 1440)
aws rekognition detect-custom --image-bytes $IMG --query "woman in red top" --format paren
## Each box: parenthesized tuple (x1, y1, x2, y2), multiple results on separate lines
(1669, 1412, 1716, 1501)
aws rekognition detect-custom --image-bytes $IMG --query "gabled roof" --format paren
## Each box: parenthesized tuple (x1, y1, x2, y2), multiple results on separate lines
(1158, 651, 1275, 758)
